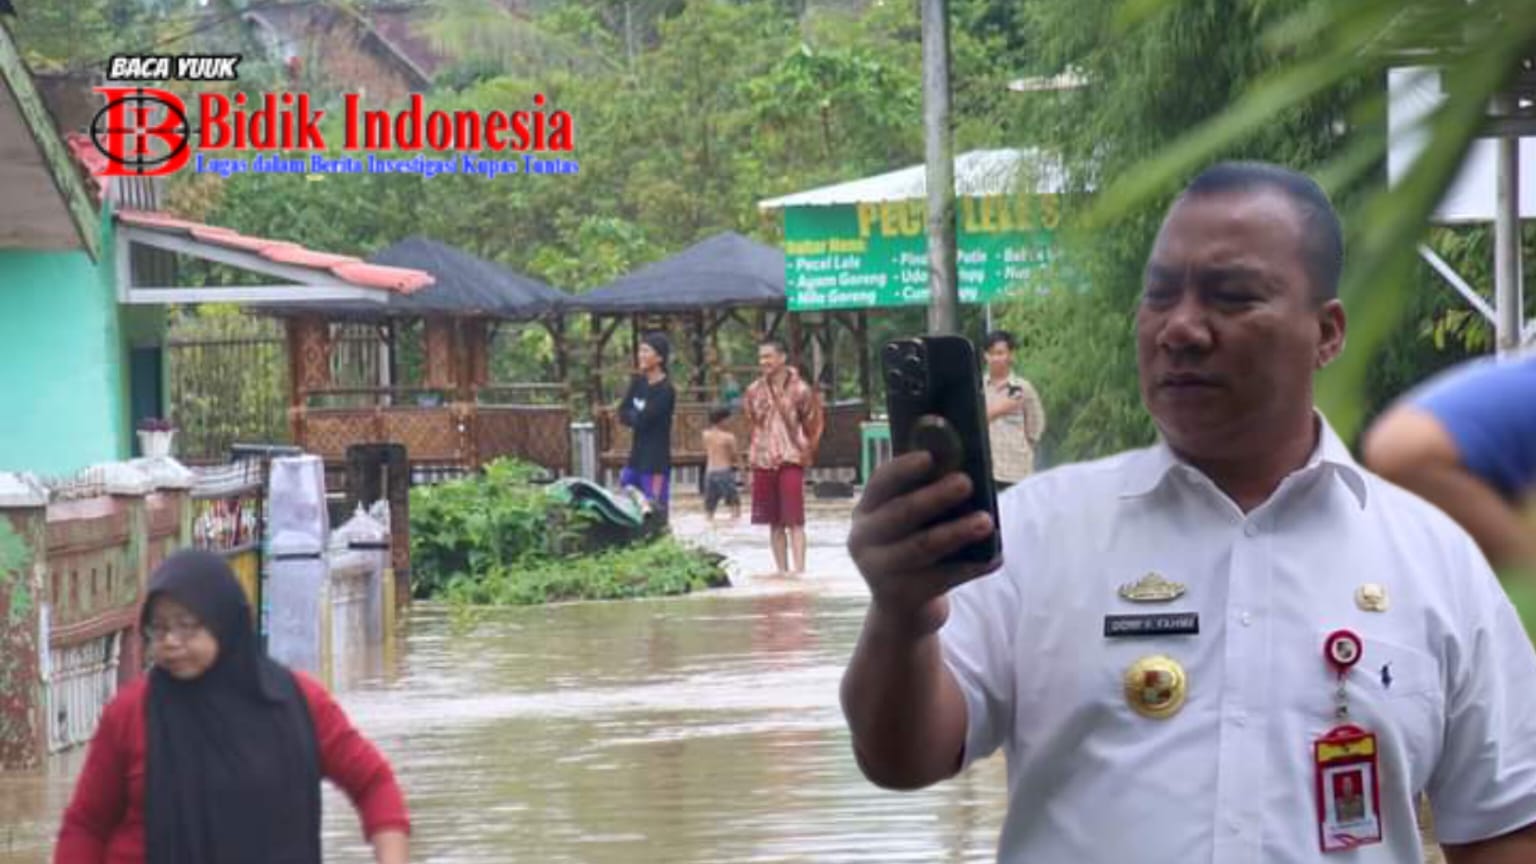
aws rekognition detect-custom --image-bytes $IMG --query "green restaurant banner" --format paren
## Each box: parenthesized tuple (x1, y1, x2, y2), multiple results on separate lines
(782, 195, 1063, 311)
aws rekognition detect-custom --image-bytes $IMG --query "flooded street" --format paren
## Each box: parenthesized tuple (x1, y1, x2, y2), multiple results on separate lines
(1, 500, 1009, 863)
(0, 497, 1446, 863)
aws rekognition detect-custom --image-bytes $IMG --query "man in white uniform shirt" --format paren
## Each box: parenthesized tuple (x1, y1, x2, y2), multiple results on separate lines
(841, 162, 1536, 863)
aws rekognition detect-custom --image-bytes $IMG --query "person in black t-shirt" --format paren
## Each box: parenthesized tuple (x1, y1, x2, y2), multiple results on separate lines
(617, 332, 676, 512)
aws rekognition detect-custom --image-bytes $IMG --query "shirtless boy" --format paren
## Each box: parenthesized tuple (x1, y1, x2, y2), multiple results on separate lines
(702, 407, 741, 522)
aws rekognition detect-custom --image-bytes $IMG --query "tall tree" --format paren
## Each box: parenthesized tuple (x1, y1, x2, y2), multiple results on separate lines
(994, 0, 1368, 461)
(1088, 0, 1536, 441)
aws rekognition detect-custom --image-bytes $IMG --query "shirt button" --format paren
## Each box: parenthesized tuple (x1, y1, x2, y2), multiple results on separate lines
(1240, 611, 1253, 627)
(1243, 522, 1260, 538)
(1226, 818, 1242, 834)
(1231, 711, 1248, 727)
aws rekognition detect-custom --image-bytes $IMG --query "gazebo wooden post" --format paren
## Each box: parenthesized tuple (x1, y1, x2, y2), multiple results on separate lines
(590, 314, 606, 409)
(690, 310, 707, 391)
(460, 318, 489, 404)
(709, 315, 723, 370)
(285, 316, 333, 449)
(422, 318, 454, 394)
(765, 310, 785, 342)
(590, 314, 624, 407)
(545, 315, 568, 382)
(383, 320, 399, 407)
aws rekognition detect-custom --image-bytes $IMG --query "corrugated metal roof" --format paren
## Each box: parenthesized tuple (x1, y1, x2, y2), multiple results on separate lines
(116, 210, 435, 293)
(757, 148, 1069, 209)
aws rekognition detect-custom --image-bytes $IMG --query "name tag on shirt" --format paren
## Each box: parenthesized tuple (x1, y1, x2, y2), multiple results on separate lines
(1103, 612, 1199, 638)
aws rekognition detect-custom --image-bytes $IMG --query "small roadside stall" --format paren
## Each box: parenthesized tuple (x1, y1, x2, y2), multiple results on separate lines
(756, 148, 1072, 481)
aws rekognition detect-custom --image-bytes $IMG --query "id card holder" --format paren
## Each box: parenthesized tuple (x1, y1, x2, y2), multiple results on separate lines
(1314, 724, 1384, 852)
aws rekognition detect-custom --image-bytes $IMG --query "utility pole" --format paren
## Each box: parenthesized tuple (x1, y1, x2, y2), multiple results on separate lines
(921, 0, 958, 335)
(1492, 89, 1525, 356)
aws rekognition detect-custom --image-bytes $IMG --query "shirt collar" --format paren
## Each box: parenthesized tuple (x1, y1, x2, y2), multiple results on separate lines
(1119, 411, 1368, 509)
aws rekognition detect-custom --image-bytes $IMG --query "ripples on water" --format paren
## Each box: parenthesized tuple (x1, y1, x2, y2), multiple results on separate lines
(1, 508, 1010, 863)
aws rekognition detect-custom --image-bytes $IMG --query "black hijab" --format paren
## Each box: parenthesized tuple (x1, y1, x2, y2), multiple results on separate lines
(142, 549, 322, 864)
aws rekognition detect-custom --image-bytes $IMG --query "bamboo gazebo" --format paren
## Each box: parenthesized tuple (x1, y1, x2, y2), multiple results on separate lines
(570, 232, 873, 484)
(256, 235, 573, 482)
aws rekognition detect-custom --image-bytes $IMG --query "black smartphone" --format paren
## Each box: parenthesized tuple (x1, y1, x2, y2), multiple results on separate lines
(881, 334, 1001, 565)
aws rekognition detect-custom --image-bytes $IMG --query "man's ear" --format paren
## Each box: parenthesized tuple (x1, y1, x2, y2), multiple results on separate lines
(1316, 299, 1347, 369)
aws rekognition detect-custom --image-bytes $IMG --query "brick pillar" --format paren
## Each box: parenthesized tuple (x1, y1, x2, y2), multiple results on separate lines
(0, 474, 49, 771)
(110, 459, 192, 684)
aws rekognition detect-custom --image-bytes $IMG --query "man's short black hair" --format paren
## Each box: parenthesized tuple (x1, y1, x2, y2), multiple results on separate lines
(1180, 161, 1343, 302)
(984, 330, 1016, 352)
(708, 406, 731, 425)
(759, 338, 787, 355)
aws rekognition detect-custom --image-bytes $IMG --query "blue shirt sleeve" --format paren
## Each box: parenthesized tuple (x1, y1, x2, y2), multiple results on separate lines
(1406, 356, 1536, 499)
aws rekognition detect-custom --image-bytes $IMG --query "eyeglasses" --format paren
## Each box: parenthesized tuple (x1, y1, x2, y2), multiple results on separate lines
(144, 618, 205, 643)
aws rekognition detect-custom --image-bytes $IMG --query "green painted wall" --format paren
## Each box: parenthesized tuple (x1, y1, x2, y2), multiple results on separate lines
(110, 211, 169, 449)
(0, 247, 127, 474)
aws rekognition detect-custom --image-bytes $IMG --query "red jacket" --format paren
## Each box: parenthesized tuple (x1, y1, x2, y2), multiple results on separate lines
(54, 671, 409, 863)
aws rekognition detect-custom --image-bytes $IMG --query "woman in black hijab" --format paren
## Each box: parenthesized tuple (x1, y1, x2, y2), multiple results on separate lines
(56, 549, 410, 864)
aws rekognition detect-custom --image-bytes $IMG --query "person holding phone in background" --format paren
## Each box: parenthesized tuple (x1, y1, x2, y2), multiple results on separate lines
(841, 162, 1536, 862)
(982, 331, 1046, 491)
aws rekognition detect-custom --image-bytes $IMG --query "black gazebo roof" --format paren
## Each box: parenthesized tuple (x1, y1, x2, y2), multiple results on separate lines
(571, 232, 785, 313)
(251, 235, 567, 320)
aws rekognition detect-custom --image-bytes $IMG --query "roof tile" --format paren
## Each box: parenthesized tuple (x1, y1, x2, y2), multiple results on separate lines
(116, 209, 433, 293)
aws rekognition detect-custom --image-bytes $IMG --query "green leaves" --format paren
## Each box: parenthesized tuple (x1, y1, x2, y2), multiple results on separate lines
(442, 537, 728, 606)
(410, 457, 728, 605)
(1091, 0, 1536, 442)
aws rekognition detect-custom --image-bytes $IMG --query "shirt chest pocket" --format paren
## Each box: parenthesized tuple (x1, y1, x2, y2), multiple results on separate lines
(1313, 634, 1446, 793)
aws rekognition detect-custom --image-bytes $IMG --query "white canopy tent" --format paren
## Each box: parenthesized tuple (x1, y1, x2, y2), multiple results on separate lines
(757, 148, 1070, 210)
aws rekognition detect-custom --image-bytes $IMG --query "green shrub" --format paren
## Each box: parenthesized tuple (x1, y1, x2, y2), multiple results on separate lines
(409, 459, 586, 597)
(442, 537, 730, 606)
(409, 458, 728, 604)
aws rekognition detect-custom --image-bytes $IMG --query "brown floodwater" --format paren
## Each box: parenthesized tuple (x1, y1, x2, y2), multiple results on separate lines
(0, 503, 1008, 863)
(0, 499, 1444, 862)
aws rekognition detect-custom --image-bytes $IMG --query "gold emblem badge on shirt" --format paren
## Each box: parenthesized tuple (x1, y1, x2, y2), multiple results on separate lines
(1123, 654, 1188, 719)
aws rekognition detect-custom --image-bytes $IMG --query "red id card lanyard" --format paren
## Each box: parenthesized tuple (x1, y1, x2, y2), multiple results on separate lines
(1315, 630, 1383, 852)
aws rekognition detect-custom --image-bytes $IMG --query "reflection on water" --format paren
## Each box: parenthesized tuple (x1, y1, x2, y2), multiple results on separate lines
(1, 506, 1010, 863)
(318, 595, 1007, 862)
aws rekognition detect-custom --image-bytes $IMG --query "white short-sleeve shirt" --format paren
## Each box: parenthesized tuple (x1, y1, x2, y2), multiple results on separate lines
(941, 418, 1536, 863)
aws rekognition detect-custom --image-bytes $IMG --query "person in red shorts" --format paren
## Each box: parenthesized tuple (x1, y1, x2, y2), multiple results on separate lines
(744, 339, 824, 576)
(55, 548, 410, 864)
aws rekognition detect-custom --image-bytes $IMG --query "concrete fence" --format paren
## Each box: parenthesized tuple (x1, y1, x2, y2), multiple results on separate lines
(0, 452, 399, 772)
